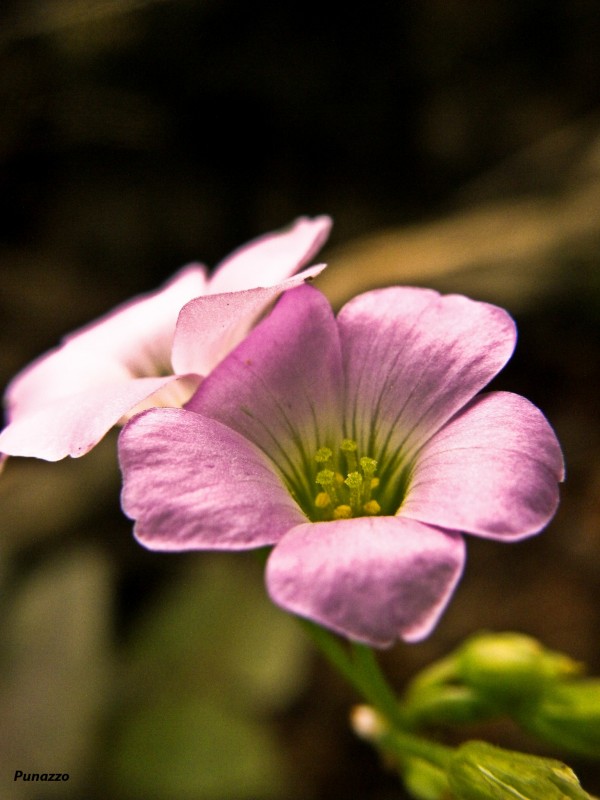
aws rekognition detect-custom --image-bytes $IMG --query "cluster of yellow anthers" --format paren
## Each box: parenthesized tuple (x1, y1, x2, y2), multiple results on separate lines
(313, 440, 381, 520)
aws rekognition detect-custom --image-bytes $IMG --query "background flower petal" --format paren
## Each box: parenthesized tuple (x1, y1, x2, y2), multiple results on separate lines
(119, 408, 306, 551)
(0, 376, 186, 460)
(171, 265, 325, 376)
(5, 265, 207, 420)
(266, 516, 465, 647)
(402, 391, 564, 539)
(186, 285, 343, 500)
(337, 287, 517, 472)
(208, 215, 332, 294)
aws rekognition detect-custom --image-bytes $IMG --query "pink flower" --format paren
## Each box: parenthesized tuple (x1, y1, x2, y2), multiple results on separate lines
(0, 217, 331, 461)
(119, 284, 564, 647)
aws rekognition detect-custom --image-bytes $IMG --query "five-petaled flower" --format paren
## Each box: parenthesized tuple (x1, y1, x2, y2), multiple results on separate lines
(119, 284, 564, 647)
(0, 216, 330, 462)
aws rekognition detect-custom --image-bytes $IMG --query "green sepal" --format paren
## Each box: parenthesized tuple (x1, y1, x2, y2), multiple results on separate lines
(447, 740, 591, 800)
(403, 683, 495, 728)
(522, 679, 600, 759)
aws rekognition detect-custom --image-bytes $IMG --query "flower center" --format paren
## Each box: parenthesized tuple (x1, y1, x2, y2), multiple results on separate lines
(310, 439, 382, 521)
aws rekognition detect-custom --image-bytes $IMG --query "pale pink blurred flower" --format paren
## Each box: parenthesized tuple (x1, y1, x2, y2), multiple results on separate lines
(0, 217, 330, 461)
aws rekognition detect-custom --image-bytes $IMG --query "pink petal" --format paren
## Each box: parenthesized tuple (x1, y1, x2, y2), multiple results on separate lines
(402, 391, 564, 539)
(119, 408, 307, 551)
(0, 376, 188, 460)
(266, 516, 465, 647)
(337, 288, 517, 470)
(6, 265, 207, 420)
(186, 285, 344, 492)
(171, 264, 326, 375)
(208, 215, 332, 294)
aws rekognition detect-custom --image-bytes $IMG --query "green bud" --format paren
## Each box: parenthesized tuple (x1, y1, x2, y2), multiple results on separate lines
(403, 683, 495, 728)
(457, 632, 581, 705)
(523, 679, 600, 759)
(447, 741, 591, 800)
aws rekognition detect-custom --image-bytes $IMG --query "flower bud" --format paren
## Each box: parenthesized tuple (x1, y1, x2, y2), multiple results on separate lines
(457, 632, 581, 704)
(403, 683, 494, 727)
(524, 679, 600, 758)
(447, 740, 591, 800)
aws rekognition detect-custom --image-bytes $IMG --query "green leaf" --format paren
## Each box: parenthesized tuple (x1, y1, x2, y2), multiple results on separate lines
(106, 694, 287, 800)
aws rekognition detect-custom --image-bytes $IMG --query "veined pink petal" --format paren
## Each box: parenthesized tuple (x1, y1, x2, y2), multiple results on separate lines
(187, 285, 343, 490)
(119, 408, 306, 550)
(337, 288, 517, 469)
(208, 215, 332, 294)
(0, 376, 187, 460)
(171, 264, 325, 375)
(266, 517, 465, 647)
(402, 391, 564, 539)
(5, 265, 207, 420)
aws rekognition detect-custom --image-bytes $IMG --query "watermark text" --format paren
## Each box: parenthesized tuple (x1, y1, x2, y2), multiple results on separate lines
(14, 771, 69, 782)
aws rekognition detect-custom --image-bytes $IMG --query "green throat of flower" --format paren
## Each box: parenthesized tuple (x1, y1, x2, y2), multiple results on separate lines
(311, 439, 382, 521)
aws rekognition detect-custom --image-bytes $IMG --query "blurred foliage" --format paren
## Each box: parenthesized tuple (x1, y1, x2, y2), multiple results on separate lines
(121, 555, 308, 714)
(0, 1, 600, 799)
(104, 556, 308, 799)
(0, 544, 113, 799)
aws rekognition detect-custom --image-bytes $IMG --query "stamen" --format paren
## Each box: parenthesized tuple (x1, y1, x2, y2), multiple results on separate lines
(315, 447, 333, 466)
(344, 471, 363, 513)
(359, 457, 378, 503)
(309, 443, 382, 520)
(359, 456, 377, 479)
(316, 469, 340, 505)
(340, 439, 358, 472)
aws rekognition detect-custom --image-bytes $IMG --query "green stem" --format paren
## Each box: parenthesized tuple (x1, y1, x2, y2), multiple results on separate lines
(350, 642, 408, 730)
(298, 620, 363, 694)
(379, 726, 452, 770)
(300, 620, 453, 771)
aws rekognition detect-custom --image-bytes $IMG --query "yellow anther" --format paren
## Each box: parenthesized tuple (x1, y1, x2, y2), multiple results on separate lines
(363, 500, 381, 516)
(335, 472, 345, 484)
(333, 504, 352, 519)
(370, 477, 380, 489)
(315, 492, 331, 509)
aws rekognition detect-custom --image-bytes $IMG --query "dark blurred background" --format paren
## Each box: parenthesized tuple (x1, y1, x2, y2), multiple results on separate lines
(1, 1, 599, 798)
